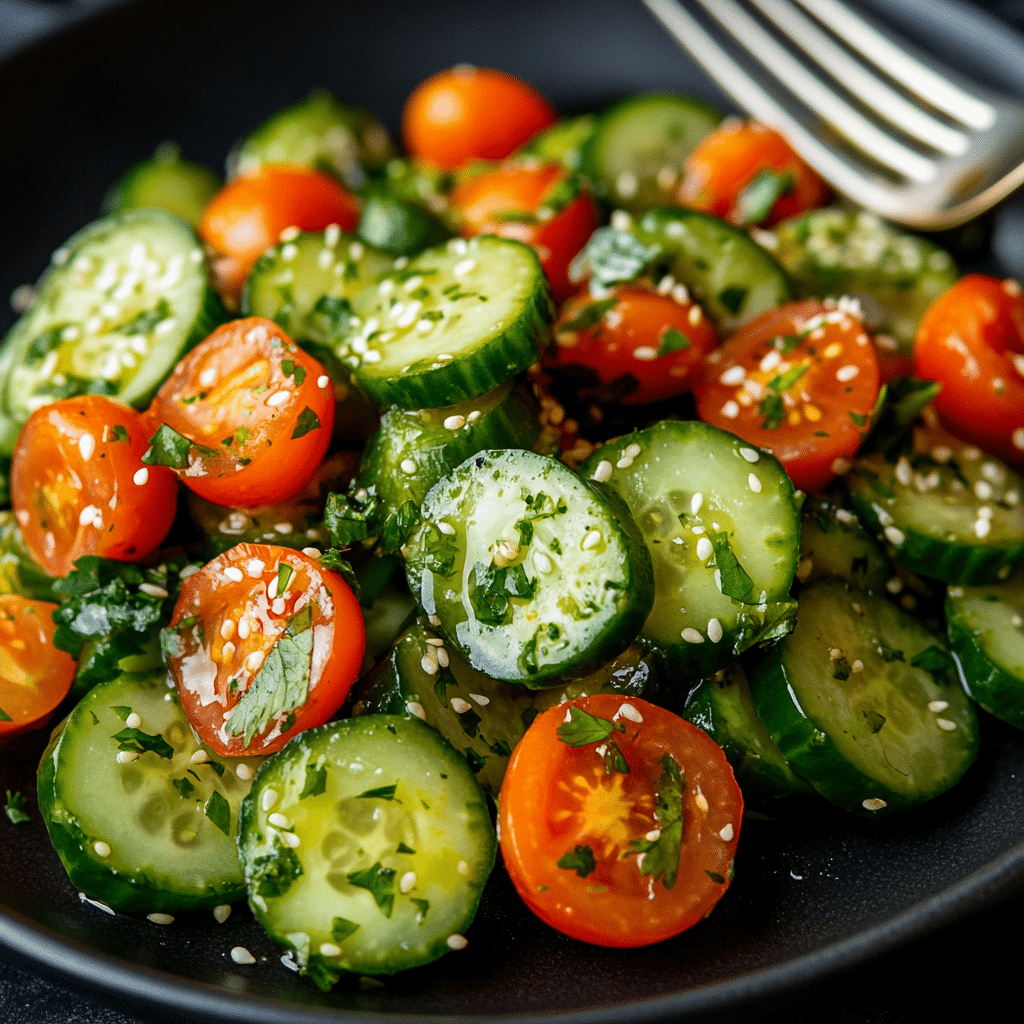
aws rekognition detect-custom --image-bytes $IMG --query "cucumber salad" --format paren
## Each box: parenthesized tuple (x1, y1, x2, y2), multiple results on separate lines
(2, 65, 1024, 988)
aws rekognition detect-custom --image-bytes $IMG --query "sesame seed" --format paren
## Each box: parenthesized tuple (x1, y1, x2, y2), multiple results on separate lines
(831, 457, 852, 476)
(420, 655, 439, 676)
(400, 458, 417, 474)
(147, 913, 174, 926)
(681, 627, 705, 644)
(116, 750, 139, 764)
(399, 871, 417, 894)
(78, 433, 96, 460)
(719, 823, 734, 841)
(695, 788, 709, 813)
(835, 508, 857, 525)
(406, 701, 427, 720)
(190, 749, 210, 765)
(975, 480, 993, 500)
(438, 521, 456, 535)
(975, 518, 992, 539)
(610, 209, 632, 230)
(720, 365, 746, 386)
(266, 390, 289, 407)
(822, 342, 843, 359)
(469, 693, 489, 706)
(759, 350, 781, 372)
(450, 697, 472, 714)
(224, 567, 244, 582)
(235, 763, 254, 781)
(936, 718, 957, 732)
(592, 459, 613, 483)
(582, 529, 602, 550)
(884, 526, 906, 545)
(748, 473, 762, 493)
(615, 171, 638, 198)
(862, 798, 887, 812)
(447, 934, 469, 950)
(231, 947, 256, 965)
(616, 455, 634, 469)
(79, 504, 102, 528)
(721, 400, 740, 419)
(319, 942, 342, 957)
(125, 712, 142, 729)
(696, 537, 713, 561)
(633, 346, 658, 361)
(739, 447, 759, 463)
(281, 831, 301, 849)
(93, 841, 111, 858)
(444, 414, 467, 430)
(213, 904, 232, 924)
(453, 258, 476, 276)
(317, 374, 330, 389)
(533, 551, 554, 574)
(707, 618, 723, 643)
(851, 660, 864, 673)
(617, 703, 644, 723)
(928, 700, 950, 712)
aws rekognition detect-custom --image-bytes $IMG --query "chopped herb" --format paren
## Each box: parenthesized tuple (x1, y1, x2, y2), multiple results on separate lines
(205, 789, 231, 836)
(0, 707, 10, 723)
(280, 359, 307, 386)
(331, 917, 360, 942)
(832, 656, 852, 681)
(462, 747, 488, 773)
(734, 169, 794, 225)
(377, 500, 421, 556)
(324, 492, 372, 547)
(26, 325, 65, 366)
(110, 425, 130, 443)
(277, 562, 294, 594)
(142, 423, 215, 469)
(864, 710, 886, 734)
(396, 842, 416, 855)
(357, 784, 399, 801)
(112, 727, 174, 759)
(560, 295, 619, 332)
(911, 645, 957, 680)
(300, 764, 328, 799)
(120, 299, 171, 335)
(206, 758, 226, 777)
(557, 844, 597, 878)
(768, 363, 809, 394)
(625, 753, 684, 889)
(410, 898, 430, 921)
(172, 777, 195, 799)
(538, 174, 581, 212)
(110, 705, 134, 722)
(706, 870, 726, 884)
(291, 406, 321, 440)
(468, 561, 538, 627)
(5, 791, 30, 825)
(757, 392, 786, 430)
(556, 705, 623, 747)
(347, 862, 396, 917)
(707, 528, 754, 602)
(581, 226, 658, 288)
(252, 844, 303, 897)
(877, 644, 905, 663)
(717, 285, 748, 315)
(312, 295, 356, 342)
(774, 334, 802, 354)
(849, 410, 868, 427)
(657, 326, 691, 357)
(603, 740, 631, 775)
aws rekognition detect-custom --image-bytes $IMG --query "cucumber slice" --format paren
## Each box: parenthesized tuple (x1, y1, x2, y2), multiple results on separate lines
(37, 670, 262, 913)
(517, 113, 597, 172)
(579, 420, 800, 678)
(1, 209, 226, 443)
(581, 93, 720, 213)
(236, 714, 495, 984)
(351, 616, 658, 794)
(681, 662, 816, 810)
(339, 236, 554, 410)
(230, 91, 393, 190)
(769, 207, 958, 352)
(354, 379, 541, 519)
(946, 567, 1024, 730)
(357, 188, 451, 256)
(404, 448, 654, 687)
(102, 142, 220, 228)
(580, 207, 791, 328)
(748, 578, 978, 816)
(846, 425, 1024, 584)
(798, 492, 893, 592)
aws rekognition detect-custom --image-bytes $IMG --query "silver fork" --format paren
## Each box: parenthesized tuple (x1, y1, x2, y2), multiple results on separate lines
(641, 0, 1024, 229)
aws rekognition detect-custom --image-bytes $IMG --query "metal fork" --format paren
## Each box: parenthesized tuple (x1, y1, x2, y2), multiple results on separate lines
(641, 0, 1024, 229)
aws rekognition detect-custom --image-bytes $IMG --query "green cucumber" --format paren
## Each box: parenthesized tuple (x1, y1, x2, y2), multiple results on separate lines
(102, 142, 220, 228)
(580, 207, 791, 328)
(769, 207, 958, 352)
(230, 91, 393, 190)
(404, 448, 654, 687)
(846, 425, 1024, 584)
(338, 236, 554, 410)
(946, 567, 1024, 730)
(38, 670, 262, 913)
(748, 578, 978, 817)
(236, 714, 495, 984)
(797, 492, 893, 592)
(518, 113, 597, 172)
(579, 420, 801, 678)
(351, 615, 658, 794)
(581, 93, 720, 213)
(1, 209, 226, 446)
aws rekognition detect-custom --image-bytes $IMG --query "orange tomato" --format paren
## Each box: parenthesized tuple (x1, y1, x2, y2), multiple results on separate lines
(914, 274, 1024, 463)
(449, 160, 598, 302)
(11, 396, 179, 578)
(695, 299, 880, 493)
(144, 318, 335, 507)
(402, 65, 557, 169)
(0, 595, 76, 739)
(199, 166, 360, 306)
(679, 120, 828, 227)
(499, 694, 742, 947)
(164, 544, 365, 757)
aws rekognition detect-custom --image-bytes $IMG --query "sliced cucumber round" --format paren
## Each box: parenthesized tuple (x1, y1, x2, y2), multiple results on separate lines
(38, 670, 262, 913)
(517, 113, 597, 172)
(1, 209, 226, 443)
(748, 579, 978, 817)
(404, 448, 654, 687)
(236, 714, 495, 985)
(581, 93, 720, 213)
(798, 492, 893, 592)
(579, 420, 800, 678)
(339, 235, 554, 410)
(946, 567, 1024, 730)
(846, 426, 1024, 584)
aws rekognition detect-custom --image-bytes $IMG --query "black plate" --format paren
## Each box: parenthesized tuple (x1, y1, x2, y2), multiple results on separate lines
(3, 1, 1024, 1022)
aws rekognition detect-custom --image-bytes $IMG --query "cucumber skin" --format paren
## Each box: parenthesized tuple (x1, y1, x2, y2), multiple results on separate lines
(947, 600, 1024, 731)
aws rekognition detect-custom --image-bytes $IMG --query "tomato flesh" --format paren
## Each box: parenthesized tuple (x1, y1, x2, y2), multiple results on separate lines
(695, 299, 880, 493)
(914, 274, 1024, 464)
(11, 395, 179, 578)
(499, 694, 742, 948)
(145, 317, 335, 507)
(0, 595, 76, 739)
(545, 284, 719, 404)
(165, 543, 365, 757)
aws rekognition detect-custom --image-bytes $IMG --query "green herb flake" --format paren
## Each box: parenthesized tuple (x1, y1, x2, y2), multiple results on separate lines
(252, 844, 303, 898)
(877, 644, 905, 663)
(281, 359, 307, 386)
(734, 169, 794, 225)
(120, 299, 171, 336)
(757, 392, 786, 431)
(0, 707, 11, 723)
(911, 645, 957, 679)
(112, 727, 174, 759)
(718, 285, 748, 315)
(142, 423, 194, 469)
(331, 917, 360, 943)
(625, 753, 685, 890)
(864, 709, 886, 734)
(277, 562, 294, 595)
(410, 898, 430, 921)
(205, 789, 231, 836)
(832, 656, 852, 681)
(172, 777, 195, 800)
(557, 844, 597, 878)
(396, 842, 416, 855)
(357, 784, 399, 801)
(560, 295, 619, 332)
(556, 705, 623, 747)
(300, 764, 328, 799)
(706, 870, 726, 884)
(291, 406, 321, 440)
(347, 862, 396, 917)
(5, 791, 30, 825)
(768, 363, 810, 394)
(657, 325, 691, 357)
(603, 740, 631, 776)
(110, 425, 130, 443)
(707, 529, 754, 603)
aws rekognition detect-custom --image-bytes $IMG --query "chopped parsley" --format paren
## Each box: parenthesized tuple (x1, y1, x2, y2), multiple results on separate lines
(346, 862, 396, 917)
(625, 753, 684, 890)
(291, 406, 321, 440)
(656, 325, 691, 357)
(556, 705, 624, 747)
(5, 790, 30, 825)
(204, 789, 231, 836)
(112, 727, 174, 759)
(557, 844, 597, 878)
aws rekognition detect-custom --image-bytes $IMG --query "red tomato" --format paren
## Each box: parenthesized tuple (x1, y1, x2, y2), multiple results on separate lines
(199, 166, 360, 306)
(914, 274, 1024, 463)
(545, 283, 719, 403)
(499, 694, 742, 947)
(0, 595, 76, 739)
(695, 299, 880, 493)
(448, 160, 598, 303)
(402, 65, 557, 170)
(679, 121, 829, 227)
(11, 396, 179, 578)
(144, 318, 335, 507)
(164, 544, 365, 756)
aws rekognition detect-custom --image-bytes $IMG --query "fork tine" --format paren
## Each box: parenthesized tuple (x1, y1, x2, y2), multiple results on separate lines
(689, 0, 935, 182)
(748, 0, 968, 156)
(793, 0, 997, 130)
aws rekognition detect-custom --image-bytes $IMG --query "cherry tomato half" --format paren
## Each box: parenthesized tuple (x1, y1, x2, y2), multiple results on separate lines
(145, 318, 335, 507)
(914, 274, 1024, 464)
(165, 543, 365, 756)
(499, 694, 742, 947)
(545, 283, 719, 404)
(402, 65, 557, 170)
(695, 299, 880, 493)
(679, 121, 829, 227)
(0, 595, 76, 739)
(11, 396, 179, 578)
(199, 166, 360, 307)
(448, 160, 598, 303)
